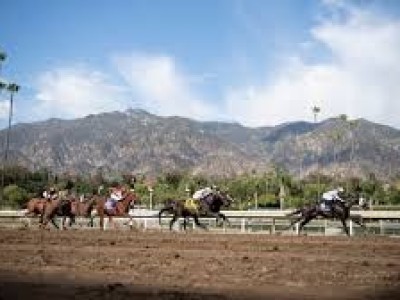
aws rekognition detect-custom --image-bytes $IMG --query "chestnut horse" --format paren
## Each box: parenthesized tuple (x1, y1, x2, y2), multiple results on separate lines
(90, 191, 139, 230)
(23, 198, 60, 228)
(70, 197, 97, 227)
(40, 196, 97, 229)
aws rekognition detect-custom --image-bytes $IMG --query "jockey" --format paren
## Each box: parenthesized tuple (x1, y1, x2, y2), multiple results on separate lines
(187, 185, 218, 211)
(192, 185, 216, 201)
(321, 187, 345, 213)
(107, 185, 125, 210)
(43, 187, 58, 202)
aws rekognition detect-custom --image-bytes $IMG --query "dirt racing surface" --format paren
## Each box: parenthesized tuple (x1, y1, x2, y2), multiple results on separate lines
(0, 228, 400, 299)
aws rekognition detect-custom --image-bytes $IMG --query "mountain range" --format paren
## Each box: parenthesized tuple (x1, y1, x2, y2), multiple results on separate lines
(1, 109, 399, 180)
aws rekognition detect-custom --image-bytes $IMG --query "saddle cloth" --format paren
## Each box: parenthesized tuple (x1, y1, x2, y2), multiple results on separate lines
(184, 198, 199, 212)
(105, 199, 117, 211)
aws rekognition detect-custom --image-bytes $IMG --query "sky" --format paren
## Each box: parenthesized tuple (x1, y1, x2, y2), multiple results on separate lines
(1, 0, 400, 129)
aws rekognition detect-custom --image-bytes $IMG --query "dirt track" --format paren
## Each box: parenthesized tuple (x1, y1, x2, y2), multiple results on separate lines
(0, 228, 400, 299)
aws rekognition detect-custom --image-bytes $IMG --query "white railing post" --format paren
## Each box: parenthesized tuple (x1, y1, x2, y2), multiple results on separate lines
(349, 219, 353, 236)
(241, 218, 245, 233)
(271, 218, 276, 235)
(379, 220, 384, 235)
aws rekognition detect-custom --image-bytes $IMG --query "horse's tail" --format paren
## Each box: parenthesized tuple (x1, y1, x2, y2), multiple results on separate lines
(21, 201, 28, 209)
(84, 198, 97, 217)
(286, 208, 303, 217)
(158, 206, 173, 225)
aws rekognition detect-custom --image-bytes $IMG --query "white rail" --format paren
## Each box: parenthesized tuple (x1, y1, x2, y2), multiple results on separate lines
(1, 209, 400, 236)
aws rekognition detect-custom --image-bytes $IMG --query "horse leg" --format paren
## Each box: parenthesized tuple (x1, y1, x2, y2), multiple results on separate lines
(193, 215, 207, 231)
(352, 216, 367, 233)
(47, 216, 59, 230)
(284, 216, 304, 231)
(109, 216, 117, 230)
(340, 218, 350, 236)
(62, 216, 67, 230)
(99, 215, 105, 230)
(88, 211, 96, 228)
(128, 216, 134, 230)
(218, 212, 230, 226)
(23, 211, 33, 227)
(169, 215, 178, 231)
(183, 218, 187, 231)
(298, 216, 314, 235)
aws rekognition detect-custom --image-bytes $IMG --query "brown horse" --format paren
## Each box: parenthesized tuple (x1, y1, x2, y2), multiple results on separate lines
(40, 198, 76, 230)
(70, 197, 97, 227)
(286, 193, 368, 236)
(40, 196, 97, 229)
(90, 191, 139, 230)
(23, 198, 59, 228)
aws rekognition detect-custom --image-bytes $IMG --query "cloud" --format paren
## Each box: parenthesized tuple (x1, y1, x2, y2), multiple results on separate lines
(113, 53, 220, 121)
(224, 2, 400, 127)
(0, 100, 9, 119)
(33, 66, 128, 119)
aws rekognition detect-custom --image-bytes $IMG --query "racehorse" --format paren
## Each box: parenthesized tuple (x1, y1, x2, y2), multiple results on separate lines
(158, 191, 233, 231)
(286, 193, 368, 236)
(69, 196, 97, 227)
(158, 198, 208, 231)
(40, 198, 76, 230)
(23, 198, 54, 226)
(36, 195, 97, 229)
(90, 191, 139, 230)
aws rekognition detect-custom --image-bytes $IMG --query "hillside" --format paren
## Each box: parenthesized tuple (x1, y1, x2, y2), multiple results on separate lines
(1, 109, 399, 179)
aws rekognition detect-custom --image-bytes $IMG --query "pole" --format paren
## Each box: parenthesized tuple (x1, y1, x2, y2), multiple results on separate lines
(312, 105, 321, 202)
(4, 90, 14, 163)
(148, 187, 153, 210)
(0, 52, 6, 203)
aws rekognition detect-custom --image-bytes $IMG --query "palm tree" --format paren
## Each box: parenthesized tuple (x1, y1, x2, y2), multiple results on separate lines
(0, 50, 7, 92)
(0, 51, 6, 62)
(312, 106, 321, 124)
(0, 50, 6, 72)
(3, 83, 20, 163)
(0, 81, 6, 91)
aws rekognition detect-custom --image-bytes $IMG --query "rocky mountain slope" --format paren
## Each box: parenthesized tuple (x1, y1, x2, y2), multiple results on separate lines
(1, 109, 399, 179)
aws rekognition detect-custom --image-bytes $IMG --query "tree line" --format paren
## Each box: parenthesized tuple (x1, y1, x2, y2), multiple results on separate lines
(0, 164, 400, 209)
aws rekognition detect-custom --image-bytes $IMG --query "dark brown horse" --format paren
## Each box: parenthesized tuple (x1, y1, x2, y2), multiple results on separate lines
(158, 191, 233, 231)
(158, 198, 207, 231)
(40, 198, 76, 230)
(286, 193, 368, 236)
(90, 191, 139, 230)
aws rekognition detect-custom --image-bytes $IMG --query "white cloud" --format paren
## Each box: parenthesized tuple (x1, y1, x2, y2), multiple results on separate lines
(225, 2, 400, 127)
(34, 66, 128, 119)
(0, 100, 9, 119)
(113, 53, 220, 121)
